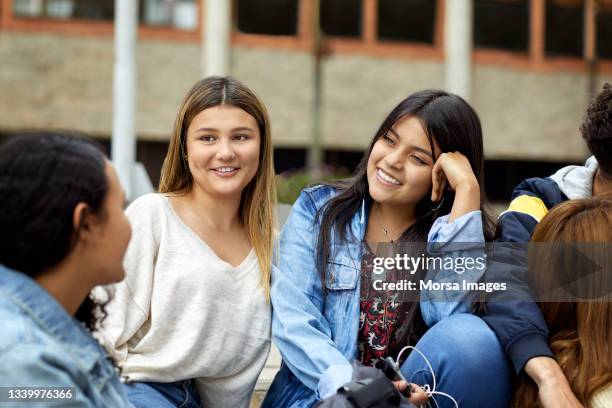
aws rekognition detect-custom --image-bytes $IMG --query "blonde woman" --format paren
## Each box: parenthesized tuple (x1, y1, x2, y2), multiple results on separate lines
(98, 77, 277, 408)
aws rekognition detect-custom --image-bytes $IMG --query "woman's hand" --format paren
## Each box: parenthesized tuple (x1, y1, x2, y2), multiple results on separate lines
(393, 381, 428, 406)
(431, 152, 480, 221)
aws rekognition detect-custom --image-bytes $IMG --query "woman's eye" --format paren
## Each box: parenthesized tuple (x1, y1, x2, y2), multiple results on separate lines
(383, 134, 395, 145)
(234, 134, 249, 141)
(411, 155, 426, 165)
(199, 135, 215, 142)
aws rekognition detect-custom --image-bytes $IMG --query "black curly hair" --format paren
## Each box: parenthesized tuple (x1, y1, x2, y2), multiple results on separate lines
(0, 132, 110, 332)
(581, 83, 612, 175)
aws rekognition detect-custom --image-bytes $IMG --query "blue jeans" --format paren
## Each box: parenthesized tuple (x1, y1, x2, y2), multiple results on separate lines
(124, 380, 201, 408)
(400, 313, 511, 408)
(262, 313, 511, 408)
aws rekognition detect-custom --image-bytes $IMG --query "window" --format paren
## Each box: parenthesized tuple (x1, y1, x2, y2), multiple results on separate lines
(377, 0, 436, 44)
(473, 0, 529, 52)
(236, 0, 298, 36)
(597, 2, 612, 59)
(143, 0, 197, 29)
(320, 0, 362, 38)
(11, 0, 198, 29)
(546, 0, 583, 57)
(13, 0, 114, 21)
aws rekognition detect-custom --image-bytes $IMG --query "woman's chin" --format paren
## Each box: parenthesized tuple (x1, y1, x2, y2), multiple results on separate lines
(209, 185, 246, 199)
(369, 192, 389, 206)
(369, 187, 423, 209)
(369, 183, 394, 203)
(194, 178, 245, 198)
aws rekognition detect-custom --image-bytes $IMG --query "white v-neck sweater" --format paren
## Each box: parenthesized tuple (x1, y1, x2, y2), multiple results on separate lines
(96, 193, 271, 408)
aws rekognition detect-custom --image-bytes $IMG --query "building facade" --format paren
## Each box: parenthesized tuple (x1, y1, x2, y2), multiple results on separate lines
(1, 0, 611, 195)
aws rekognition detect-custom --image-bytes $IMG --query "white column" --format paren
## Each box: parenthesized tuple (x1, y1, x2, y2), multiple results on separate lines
(112, 0, 138, 198)
(445, 0, 473, 101)
(203, 0, 231, 77)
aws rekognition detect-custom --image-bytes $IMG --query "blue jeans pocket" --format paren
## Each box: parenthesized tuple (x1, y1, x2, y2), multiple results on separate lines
(125, 380, 200, 408)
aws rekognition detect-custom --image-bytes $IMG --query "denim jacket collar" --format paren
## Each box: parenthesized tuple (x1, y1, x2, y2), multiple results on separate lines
(349, 196, 371, 250)
(304, 186, 374, 271)
(0, 264, 105, 372)
(353, 196, 371, 239)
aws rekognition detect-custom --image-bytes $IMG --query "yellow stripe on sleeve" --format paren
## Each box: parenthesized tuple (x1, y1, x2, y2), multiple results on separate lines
(506, 195, 549, 222)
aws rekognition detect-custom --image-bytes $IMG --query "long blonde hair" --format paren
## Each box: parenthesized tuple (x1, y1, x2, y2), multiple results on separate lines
(514, 194, 612, 407)
(159, 76, 277, 298)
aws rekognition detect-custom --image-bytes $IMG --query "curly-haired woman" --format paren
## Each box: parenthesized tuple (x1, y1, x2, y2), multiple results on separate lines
(0, 132, 132, 407)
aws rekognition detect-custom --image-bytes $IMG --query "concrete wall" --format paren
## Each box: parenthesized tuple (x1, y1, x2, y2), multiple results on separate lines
(1, 31, 611, 161)
(0, 32, 198, 139)
(320, 54, 611, 161)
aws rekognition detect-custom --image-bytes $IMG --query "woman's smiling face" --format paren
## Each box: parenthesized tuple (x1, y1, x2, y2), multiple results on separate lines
(185, 104, 261, 199)
(367, 115, 440, 207)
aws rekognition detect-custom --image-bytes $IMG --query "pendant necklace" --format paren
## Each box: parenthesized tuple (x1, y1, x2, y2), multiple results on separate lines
(376, 202, 395, 243)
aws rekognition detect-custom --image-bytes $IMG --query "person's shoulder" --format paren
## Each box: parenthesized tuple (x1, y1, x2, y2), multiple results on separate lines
(127, 193, 164, 211)
(512, 176, 559, 197)
(514, 158, 596, 203)
(125, 193, 167, 220)
(302, 183, 335, 195)
(510, 176, 565, 210)
(0, 303, 60, 362)
(0, 338, 80, 386)
(0, 300, 28, 353)
(496, 176, 565, 240)
(301, 184, 340, 207)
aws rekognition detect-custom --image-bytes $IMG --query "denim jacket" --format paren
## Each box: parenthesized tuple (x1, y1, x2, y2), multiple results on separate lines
(268, 185, 485, 405)
(0, 265, 132, 407)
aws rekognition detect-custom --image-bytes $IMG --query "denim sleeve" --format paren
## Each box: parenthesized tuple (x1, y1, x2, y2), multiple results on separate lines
(271, 190, 353, 400)
(0, 344, 96, 407)
(420, 210, 485, 327)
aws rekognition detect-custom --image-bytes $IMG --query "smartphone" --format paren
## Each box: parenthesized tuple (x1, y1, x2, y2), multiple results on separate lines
(383, 356, 413, 397)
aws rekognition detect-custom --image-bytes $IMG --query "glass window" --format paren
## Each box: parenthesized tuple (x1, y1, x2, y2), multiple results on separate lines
(12, 0, 198, 30)
(473, 0, 529, 52)
(320, 0, 362, 38)
(13, 0, 114, 21)
(236, 0, 298, 36)
(142, 0, 197, 30)
(596, 2, 612, 59)
(377, 0, 435, 44)
(546, 0, 584, 57)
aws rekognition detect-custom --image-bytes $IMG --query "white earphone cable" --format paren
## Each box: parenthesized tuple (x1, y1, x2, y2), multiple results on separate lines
(396, 345, 459, 408)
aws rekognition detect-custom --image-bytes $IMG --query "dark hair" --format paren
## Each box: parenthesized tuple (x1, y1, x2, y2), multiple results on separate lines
(581, 83, 612, 175)
(0, 132, 109, 332)
(315, 89, 495, 350)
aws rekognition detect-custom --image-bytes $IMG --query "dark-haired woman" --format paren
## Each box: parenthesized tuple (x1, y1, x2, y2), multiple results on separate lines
(0, 133, 132, 407)
(263, 90, 512, 407)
